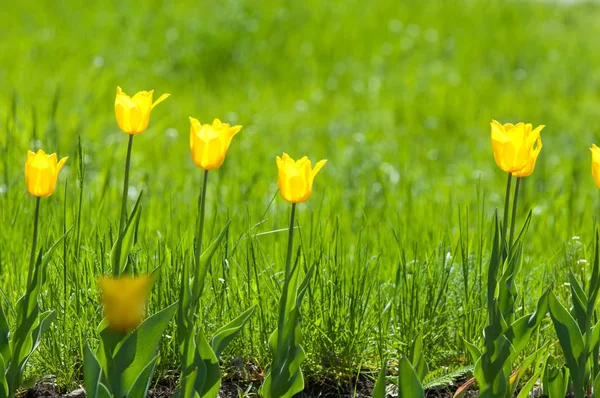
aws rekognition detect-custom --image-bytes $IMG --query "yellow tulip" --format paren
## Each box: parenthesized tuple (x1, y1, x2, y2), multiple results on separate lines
(591, 144, 600, 188)
(115, 86, 170, 135)
(511, 135, 542, 178)
(25, 150, 68, 197)
(99, 275, 153, 332)
(490, 120, 544, 175)
(276, 153, 327, 203)
(189, 118, 242, 170)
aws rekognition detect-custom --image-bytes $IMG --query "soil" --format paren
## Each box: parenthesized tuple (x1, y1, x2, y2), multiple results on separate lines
(19, 380, 479, 398)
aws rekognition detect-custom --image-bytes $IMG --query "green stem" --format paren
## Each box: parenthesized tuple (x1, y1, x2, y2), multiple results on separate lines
(27, 197, 41, 287)
(118, 135, 134, 234)
(508, 177, 521, 248)
(116, 135, 134, 277)
(276, 203, 297, 365)
(502, 173, 512, 248)
(192, 169, 209, 304)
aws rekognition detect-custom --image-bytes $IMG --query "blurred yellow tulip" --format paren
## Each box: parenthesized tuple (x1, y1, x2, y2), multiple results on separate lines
(189, 118, 242, 170)
(25, 149, 68, 197)
(115, 86, 170, 135)
(276, 153, 327, 203)
(99, 275, 152, 332)
(591, 144, 600, 188)
(490, 120, 544, 176)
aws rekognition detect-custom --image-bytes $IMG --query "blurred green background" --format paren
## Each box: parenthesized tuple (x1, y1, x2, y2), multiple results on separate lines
(2, 0, 600, 392)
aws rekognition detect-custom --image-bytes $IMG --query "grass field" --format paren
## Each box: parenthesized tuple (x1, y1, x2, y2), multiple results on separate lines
(2, 0, 600, 395)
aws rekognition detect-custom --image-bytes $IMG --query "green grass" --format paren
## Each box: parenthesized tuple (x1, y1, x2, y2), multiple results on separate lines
(2, 0, 600, 393)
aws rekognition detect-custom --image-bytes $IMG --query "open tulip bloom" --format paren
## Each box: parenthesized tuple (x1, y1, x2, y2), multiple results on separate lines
(189, 117, 242, 170)
(115, 86, 170, 136)
(25, 149, 68, 198)
(490, 120, 544, 177)
(490, 120, 544, 247)
(276, 153, 327, 203)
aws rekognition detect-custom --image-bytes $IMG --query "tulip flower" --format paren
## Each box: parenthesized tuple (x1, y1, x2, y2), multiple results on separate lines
(276, 153, 327, 203)
(99, 275, 152, 332)
(25, 149, 68, 197)
(591, 144, 600, 188)
(189, 118, 242, 170)
(490, 120, 544, 175)
(511, 135, 542, 178)
(115, 86, 170, 135)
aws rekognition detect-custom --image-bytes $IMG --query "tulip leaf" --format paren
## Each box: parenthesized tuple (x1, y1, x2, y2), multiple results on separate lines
(193, 220, 231, 302)
(548, 291, 584, 373)
(196, 329, 220, 398)
(516, 369, 541, 398)
(569, 271, 588, 331)
(594, 371, 600, 398)
(261, 261, 313, 398)
(83, 344, 103, 398)
(117, 301, 178, 394)
(463, 339, 481, 364)
(126, 355, 157, 398)
(0, 306, 10, 366)
(0, 354, 8, 398)
(211, 305, 256, 358)
(397, 356, 424, 398)
(543, 360, 569, 398)
(372, 361, 387, 398)
(410, 333, 428, 382)
(111, 192, 143, 276)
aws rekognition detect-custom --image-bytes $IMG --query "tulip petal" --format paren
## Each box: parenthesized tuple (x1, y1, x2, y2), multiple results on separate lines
(152, 93, 170, 109)
(311, 159, 328, 179)
(57, 157, 68, 172)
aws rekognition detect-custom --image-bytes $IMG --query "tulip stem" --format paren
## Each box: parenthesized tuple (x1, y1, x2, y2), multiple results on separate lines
(118, 135, 134, 237)
(192, 169, 209, 303)
(276, 202, 296, 366)
(509, 177, 521, 247)
(27, 197, 41, 287)
(502, 173, 512, 249)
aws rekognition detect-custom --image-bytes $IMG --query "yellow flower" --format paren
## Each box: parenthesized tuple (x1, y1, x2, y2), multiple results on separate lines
(276, 153, 327, 203)
(99, 275, 153, 332)
(25, 150, 68, 197)
(189, 118, 242, 170)
(590, 144, 600, 188)
(115, 86, 170, 135)
(490, 120, 544, 176)
(511, 135, 542, 178)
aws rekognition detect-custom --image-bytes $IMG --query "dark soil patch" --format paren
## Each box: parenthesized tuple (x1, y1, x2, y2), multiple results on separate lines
(19, 377, 481, 397)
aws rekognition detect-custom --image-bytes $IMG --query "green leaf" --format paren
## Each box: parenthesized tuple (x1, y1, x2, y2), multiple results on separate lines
(397, 357, 424, 398)
(84, 344, 105, 398)
(196, 329, 220, 398)
(463, 339, 481, 364)
(111, 192, 143, 276)
(569, 272, 587, 331)
(211, 306, 256, 358)
(97, 383, 112, 398)
(193, 221, 231, 301)
(594, 371, 600, 398)
(487, 215, 502, 327)
(0, 354, 9, 398)
(410, 333, 428, 382)
(126, 356, 157, 398)
(548, 292, 584, 375)
(116, 301, 178, 394)
(372, 362, 387, 398)
(516, 369, 541, 398)
(543, 360, 569, 398)
(0, 305, 10, 366)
